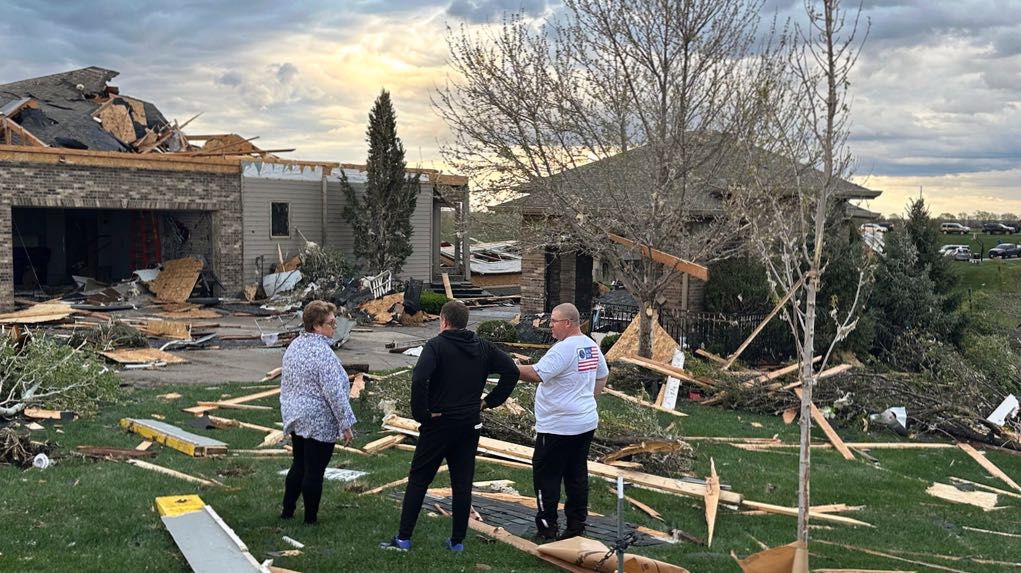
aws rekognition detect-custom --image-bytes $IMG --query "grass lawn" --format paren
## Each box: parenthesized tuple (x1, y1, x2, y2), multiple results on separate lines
(3, 378, 1021, 572)
(932, 231, 1021, 294)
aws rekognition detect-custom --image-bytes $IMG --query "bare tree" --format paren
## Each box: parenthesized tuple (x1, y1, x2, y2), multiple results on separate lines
(434, 0, 788, 356)
(735, 0, 869, 561)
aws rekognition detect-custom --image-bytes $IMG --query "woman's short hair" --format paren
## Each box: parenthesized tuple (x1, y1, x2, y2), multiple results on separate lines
(303, 300, 337, 332)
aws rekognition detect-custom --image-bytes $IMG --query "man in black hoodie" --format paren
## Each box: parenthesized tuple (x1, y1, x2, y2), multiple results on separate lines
(381, 300, 519, 553)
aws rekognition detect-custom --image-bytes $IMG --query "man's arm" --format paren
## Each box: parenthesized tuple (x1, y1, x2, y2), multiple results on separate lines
(410, 342, 438, 423)
(594, 376, 608, 398)
(483, 345, 520, 409)
(517, 364, 543, 383)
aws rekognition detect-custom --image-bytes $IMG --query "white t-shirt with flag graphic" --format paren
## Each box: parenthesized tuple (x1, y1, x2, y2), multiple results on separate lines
(533, 334, 609, 435)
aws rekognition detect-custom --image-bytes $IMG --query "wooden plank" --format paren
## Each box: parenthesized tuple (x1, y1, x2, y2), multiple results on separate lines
(607, 233, 709, 281)
(119, 418, 228, 457)
(926, 482, 999, 510)
(705, 458, 720, 547)
(603, 387, 689, 417)
(814, 541, 971, 573)
(622, 493, 664, 522)
(956, 443, 1021, 492)
(126, 459, 220, 487)
(777, 364, 853, 391)
(147, 257, 203, 303)
(722, 275, 805, 370)
(186, 387, 281, 415)
(259, 430, 285, 448)
(441, 272, 454, 300)
(75, 445, 157, 459)
(361, 465, 448, 496)
(616, 355, 713, 390)
(695, 348, 727, 365)
(196, 401, 272, 411)
(948, 476, 1021, 500)
(0, 302, 74, 324)
(744, 357, 821, 387)
(349, 372, 365, 399)
(101, 347, 187, 365)
(362, 434, 406, 454)
(23, 408, 75, 420)
(260, 367, 282, 382)
(794, 388, 854, 461)
(740, 500, 873, 527)
(135, 441, 153, 451)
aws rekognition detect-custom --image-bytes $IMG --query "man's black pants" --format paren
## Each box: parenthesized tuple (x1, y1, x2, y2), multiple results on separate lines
(532, 429, 595, 533)
(282, 433, 335, 524)
(398, 419, 481, 544)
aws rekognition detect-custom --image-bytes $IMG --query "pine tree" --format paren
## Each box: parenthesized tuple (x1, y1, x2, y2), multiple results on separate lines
(341, 90, 420, 275)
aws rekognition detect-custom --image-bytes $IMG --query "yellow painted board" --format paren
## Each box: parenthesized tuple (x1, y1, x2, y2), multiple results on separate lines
(156, 495, 206, 517)
(120, 418, 199, 456)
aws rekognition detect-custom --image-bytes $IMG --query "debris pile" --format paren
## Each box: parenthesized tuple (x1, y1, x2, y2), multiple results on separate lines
(0, 427, 51, 468)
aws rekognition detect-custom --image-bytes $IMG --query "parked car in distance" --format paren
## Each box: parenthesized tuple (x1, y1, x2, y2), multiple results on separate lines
(940, 222, 970, 234)
(952, 247, 974, 261)
(988, 243, 1019, 258)
(940, 244, 968, 256)
(983, 222, 1017, 234)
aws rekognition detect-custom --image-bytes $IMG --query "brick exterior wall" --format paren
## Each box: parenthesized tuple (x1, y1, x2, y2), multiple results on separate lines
(0, 160, 242, 309)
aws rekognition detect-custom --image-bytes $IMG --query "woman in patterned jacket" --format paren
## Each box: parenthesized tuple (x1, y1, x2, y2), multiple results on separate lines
(279, 300, 357, 524)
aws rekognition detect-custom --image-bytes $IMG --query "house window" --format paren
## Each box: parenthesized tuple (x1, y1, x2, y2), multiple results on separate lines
(271, 202, 289, 237)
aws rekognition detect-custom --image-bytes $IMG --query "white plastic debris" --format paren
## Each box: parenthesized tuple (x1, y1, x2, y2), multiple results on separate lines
(402, 346, 423, 357)
(262, 270, 302, 298)
(277, 468, 366, 482)
(987, 394, 1019, 427)
(32, 453, 50, 469)
(870, 406, 908, 434)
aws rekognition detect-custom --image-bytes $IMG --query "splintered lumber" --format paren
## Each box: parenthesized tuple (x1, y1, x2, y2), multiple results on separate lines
(259, 430, 285, 448)
(461, 517, 592, 573)
(605, 314, 678, 364)
(147, 257, 203, 303)
(603, 387, 689, 417)
(695, 348, 727, 364)
(740, 500, 873, 527)
(0, 302, 74, 324)
(622, 493, 664, 522)
(814, 541, 971, 573)
(184, 387, 281, 415)
(136, 441, 154, 451)
(206, 415, 277, 433)
(734, 542, 802, 573)
(441, 272, 455, 300)
(617, 355, 713, 390)
(705, 458, 720, 547)
(777, 364, 854, 391)
(155, 495, 264, 572)
(734, 442, 954, 451)
(956, 442, 1021, 492)
(349, 372, 365, 399)
(120, 418, 228, 457)
(607, 233, 708, 282)
(476, 455, 532, 470)
(722, 275, 805, 371)
(140, 319, 191, 340)
(158, 308, 221, 319)
(962, 525, 1021, 539)
(602, 440, 686, 463)
(383, 415, 743, 505)
(743, 356, 821, 387)
(229, 449, 291, 457)
(926, 482, 999, 510)
(24, 408, 77, 420)
(127, 460, 220, 487)
(362, 434, 405, 454)
(260, 367, 282, 382)
(793, 388, 854, 461)
(537, 536, 690, 573)
(196, 401, 272, 411)
(75, 445, 157, 460)
(101, 347, 187, 365)
(949, 476, 1021, 500)
(361, 465, 448, 496)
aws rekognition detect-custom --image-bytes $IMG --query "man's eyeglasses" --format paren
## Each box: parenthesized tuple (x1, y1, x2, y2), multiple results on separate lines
(550, 318, 571, 325)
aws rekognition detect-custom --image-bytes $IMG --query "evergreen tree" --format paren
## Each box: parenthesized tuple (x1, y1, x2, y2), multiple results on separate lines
(342, 90, 420, 275)
(904, 198, 958, 297)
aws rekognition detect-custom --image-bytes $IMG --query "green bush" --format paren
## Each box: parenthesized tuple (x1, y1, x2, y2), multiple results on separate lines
(476, 320, 518, 343)
(419, 290, 449, 314)
(599, 333, 620, 354)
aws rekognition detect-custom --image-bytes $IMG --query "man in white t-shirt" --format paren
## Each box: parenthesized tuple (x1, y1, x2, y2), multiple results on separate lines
(518, 303, 609, 541)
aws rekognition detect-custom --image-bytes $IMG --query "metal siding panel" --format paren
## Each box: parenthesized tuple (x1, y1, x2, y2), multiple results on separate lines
(242, 177, 323, 281)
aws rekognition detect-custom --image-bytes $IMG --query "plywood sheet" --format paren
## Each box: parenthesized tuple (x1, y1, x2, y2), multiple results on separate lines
(537, 536, 689, 573)
(96, 103, 136, 144)
(101, 348, 187, 364)
(140, 320, 191, 340)
(148, 257, 203, 303)
(158, 309, 221, 319)
(0, 303, 74, 324)
(605, 313, 677, 364)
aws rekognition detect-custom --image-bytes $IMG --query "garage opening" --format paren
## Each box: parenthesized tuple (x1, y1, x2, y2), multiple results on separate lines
(12, 207, 214, 293)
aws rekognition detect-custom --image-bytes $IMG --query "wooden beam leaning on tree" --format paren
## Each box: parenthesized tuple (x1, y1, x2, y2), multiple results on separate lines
(606, 234, 709, 282)
(721, 274, 807, 371)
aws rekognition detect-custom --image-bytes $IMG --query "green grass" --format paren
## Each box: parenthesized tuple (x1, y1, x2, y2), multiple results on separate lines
(3, 380, 1021, 572)
(935, 232, 1021, 293)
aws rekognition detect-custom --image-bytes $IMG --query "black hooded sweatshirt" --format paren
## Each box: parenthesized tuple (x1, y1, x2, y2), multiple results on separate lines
(410, 328, 519, 425)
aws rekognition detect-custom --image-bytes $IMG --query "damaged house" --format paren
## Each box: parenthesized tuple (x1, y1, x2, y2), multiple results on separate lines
(0, 67, 469, 310)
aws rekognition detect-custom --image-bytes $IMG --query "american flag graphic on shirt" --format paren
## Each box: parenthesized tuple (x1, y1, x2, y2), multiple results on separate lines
(577, 346, 600, 372)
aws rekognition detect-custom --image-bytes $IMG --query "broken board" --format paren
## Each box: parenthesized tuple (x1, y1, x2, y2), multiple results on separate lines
(101, 348, 187, 365)
(120, 418, 228, 457)
(147, 257, 204, 303)
(156, 495, 266, 573)
(537, 536, 689, 572)
(0, 303, 74, 324)
(605, 313, 678, 364)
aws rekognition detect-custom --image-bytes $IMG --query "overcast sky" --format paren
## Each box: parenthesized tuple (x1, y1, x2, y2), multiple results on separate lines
(1, 0, 1018, 217)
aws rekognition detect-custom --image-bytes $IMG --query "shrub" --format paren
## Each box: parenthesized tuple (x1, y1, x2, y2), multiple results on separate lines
(419, 290, 449, 314)
(599, 333, 620, 354)
(476, 320, 518, 343)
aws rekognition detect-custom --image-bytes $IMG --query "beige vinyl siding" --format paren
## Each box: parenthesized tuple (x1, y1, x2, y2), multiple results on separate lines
(241, 177, 324, 283)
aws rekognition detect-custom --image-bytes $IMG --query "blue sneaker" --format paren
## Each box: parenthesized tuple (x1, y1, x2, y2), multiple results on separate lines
(380, 536, 411, 552)
(446, 538, 464, 553)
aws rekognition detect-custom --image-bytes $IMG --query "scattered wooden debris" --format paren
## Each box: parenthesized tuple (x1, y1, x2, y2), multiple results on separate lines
(196, 401, 273, 411)
(158, 308, 221, 320)
(617, 490, 664, 522)
(0, 302, 74, 324)
(705, 458, 720, 547)
(794, 388, 854, 461)
(617, 355, 714, 390)
(136, 440, 154, 451)
(814, 540, 971, 573)
(601, 440, 687, 464)
(259, 430, 285, 448)
(537, 536, 690, 573)
(261, 367, 282, 382)
(603, 386, 690, 417)
(101, 348, 187, 365)
(349, 372, 365, 399)
(722, 275, 806, 371)
(139, 319, 192, 340)
(23, 408, 77, 420)
(605, 313, 678, 364)
(740, 500, 873, 527)
(157, 393, 183, 400)
(926, 482, 999, 510)
(607, 233, 708, 281)
(147, 257, 204, 303)
(184, 387, 281, 415)
(948, 476, 1021, 500)
(361, 465, 448, 496)
(442, 272, 455, 300)
(956, 442, 1021, 492)
(962, 525, 1021, 539)
(120, 418, 228, 457)
(75, 445, 157, 460)
(362, 434, 405, 454)
(733, 542, 803, 573)
(127, 460, 221, 487)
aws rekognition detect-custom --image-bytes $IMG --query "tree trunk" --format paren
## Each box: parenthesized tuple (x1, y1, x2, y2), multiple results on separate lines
(796, 273, 818, 546)
(637, 299, 654, 359)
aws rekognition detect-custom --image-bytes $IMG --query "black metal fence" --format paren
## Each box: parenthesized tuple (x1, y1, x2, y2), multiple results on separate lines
(594, 303, 793, 363)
